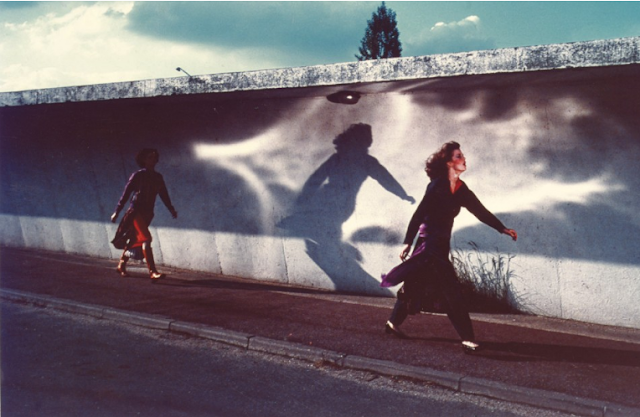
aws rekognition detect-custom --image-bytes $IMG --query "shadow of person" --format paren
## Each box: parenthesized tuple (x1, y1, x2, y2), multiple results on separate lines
(475, 341, 640, 367)
(278, 123, 415, 294)
(405, 336, 640, 367)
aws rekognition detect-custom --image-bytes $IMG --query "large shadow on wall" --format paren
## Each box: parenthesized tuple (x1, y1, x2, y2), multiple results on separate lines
(277, 123, 415, 292)
(408, 66, 640, 266)
(0, 93, 295, 232)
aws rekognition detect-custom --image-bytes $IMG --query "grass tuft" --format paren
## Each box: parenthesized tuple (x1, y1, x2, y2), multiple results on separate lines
(451, 242, 521, 314)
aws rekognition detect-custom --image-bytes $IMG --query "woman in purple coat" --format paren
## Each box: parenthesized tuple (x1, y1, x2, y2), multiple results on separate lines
(381, 142, 517, 353)
(110, 148, 177, 281)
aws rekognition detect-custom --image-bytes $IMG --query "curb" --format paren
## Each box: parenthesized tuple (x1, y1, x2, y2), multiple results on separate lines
(2, 289, 639, 417)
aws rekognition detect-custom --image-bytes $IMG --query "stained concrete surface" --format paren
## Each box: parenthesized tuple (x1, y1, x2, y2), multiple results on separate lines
(1, 247, 639, 414)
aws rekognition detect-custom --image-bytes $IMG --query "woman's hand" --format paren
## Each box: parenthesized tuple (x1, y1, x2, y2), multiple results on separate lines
(110, 212, 118, 223)
(399, 244, 412, 261)
(170, 209, 178, 219)
(503, 228, 518, 241)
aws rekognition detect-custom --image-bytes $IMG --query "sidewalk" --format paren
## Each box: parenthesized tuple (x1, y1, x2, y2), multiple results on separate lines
(1, 246, 639, 416)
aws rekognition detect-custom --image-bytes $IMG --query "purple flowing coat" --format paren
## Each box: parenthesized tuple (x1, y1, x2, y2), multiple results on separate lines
(381, 177, 505, 289)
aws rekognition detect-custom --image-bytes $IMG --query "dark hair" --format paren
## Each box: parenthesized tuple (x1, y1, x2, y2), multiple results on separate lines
(333, 123, 373, 149)
(425, 141, 460, 179)
(135, 148, 159, 168)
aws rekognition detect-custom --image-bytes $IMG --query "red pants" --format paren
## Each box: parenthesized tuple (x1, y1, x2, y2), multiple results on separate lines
(130, 215, 152, 248)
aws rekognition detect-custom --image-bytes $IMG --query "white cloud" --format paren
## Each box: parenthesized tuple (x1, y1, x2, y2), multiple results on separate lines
(0, 2, 281, 92)
(406, 15, 495, 56)
(432, 15, 481, 32)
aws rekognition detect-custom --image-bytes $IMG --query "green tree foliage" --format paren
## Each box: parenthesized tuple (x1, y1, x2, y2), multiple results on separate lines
(356, 2, 402, 61)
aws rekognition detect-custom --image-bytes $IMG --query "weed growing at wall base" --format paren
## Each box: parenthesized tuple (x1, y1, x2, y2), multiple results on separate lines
(451, 242, 521, 314)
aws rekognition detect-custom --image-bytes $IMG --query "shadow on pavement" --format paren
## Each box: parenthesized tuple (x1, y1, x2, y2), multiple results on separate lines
(477, 341, 640, 366)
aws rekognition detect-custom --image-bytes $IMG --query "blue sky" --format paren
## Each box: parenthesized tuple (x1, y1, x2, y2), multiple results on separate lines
(1, 1, 639, 92)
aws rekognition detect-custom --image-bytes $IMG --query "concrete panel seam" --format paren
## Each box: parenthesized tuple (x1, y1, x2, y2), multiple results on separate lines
(154, 227, 164, 266)
(280, 237, 290, 286)
(213, 234, 223, 276)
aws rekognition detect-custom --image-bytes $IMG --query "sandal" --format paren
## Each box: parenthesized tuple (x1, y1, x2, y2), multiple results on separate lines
(116, 258, 129, 277)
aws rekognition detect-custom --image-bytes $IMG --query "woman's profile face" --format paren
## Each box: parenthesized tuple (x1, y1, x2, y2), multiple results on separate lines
(447, 149, 467, 173)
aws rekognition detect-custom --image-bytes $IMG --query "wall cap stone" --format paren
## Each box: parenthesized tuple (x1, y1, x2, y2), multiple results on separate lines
(1, 37, 638, 107)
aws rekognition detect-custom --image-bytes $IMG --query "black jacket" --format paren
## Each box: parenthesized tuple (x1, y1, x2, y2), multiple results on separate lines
(404, 177, 505, 250)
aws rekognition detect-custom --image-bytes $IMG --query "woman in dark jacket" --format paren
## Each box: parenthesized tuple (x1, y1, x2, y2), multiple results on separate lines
(110, 148, 177, 281)
(381, 142, 517, 353)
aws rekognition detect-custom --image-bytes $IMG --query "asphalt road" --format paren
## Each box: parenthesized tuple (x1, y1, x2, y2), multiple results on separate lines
(1, 301, 573, 417)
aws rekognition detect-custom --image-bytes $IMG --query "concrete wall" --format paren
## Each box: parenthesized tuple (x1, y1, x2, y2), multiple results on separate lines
(2, 38, 639, 329)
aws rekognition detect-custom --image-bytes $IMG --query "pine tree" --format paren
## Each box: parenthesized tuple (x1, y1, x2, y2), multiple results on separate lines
(356, 2, 402, 61)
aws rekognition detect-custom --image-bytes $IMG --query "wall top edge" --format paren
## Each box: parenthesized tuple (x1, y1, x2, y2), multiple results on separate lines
(1, 37, 638, 108)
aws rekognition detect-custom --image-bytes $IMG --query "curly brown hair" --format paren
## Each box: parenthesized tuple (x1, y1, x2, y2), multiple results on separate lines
(425, 141, 460, 179)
